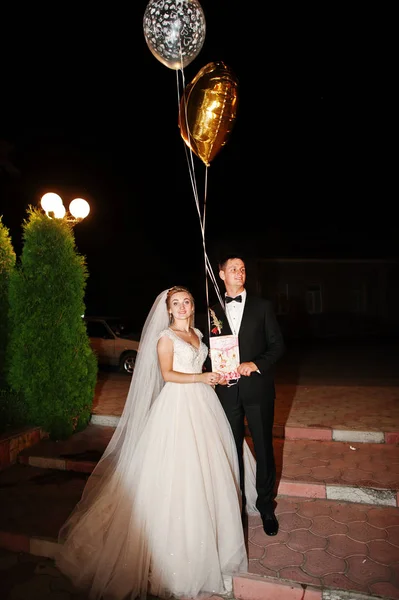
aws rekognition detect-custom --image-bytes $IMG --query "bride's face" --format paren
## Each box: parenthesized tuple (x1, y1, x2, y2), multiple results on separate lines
(169, 292, 194, 323)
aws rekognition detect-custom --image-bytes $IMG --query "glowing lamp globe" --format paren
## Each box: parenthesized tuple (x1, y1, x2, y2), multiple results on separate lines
(40, 193, 63, 215)
(53, 203, 66, 219)
(69, 198, 90, 219)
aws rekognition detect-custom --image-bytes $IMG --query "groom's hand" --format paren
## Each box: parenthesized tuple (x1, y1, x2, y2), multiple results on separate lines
(238, 362, 258, 377)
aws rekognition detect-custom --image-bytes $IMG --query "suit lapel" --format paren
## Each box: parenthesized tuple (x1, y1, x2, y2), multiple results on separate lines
(238, 294, 252, 341)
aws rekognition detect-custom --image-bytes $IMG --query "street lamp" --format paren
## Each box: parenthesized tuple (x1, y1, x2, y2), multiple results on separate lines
(40, 192, 90, 222)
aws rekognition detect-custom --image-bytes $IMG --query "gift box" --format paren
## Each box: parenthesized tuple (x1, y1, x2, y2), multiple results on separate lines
(209, 335, 240, 382)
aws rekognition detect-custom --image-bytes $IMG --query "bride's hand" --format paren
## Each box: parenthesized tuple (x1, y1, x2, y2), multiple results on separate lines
(201, 372, 221, 386)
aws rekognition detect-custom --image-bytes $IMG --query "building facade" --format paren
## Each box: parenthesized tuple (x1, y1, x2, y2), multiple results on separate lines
(255, 258, 399, 339)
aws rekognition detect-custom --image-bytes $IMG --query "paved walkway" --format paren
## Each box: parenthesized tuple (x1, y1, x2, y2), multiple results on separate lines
(0, 338, 398, 599)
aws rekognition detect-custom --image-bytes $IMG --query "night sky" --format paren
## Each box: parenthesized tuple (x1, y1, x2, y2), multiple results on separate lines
(0, 1, 396, 325)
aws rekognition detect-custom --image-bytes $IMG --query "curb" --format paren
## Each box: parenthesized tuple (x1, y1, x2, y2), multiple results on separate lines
(19, 454, 95, 473)
(0, 426, 48, 471)
(278, 480, 399, 507)
(17, 454, 399, 508)
(285, 426, 399, 444)
(91, 415, 289, 439)
(233, 573, 322, 599)
(91, 414, 399, 445)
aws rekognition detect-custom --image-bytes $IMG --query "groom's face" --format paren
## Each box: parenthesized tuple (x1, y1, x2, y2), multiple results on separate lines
(220, 258, 246, 289)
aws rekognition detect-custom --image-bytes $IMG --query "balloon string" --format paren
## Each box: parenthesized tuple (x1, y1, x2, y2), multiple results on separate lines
(176, 68, 225, 339)
(177, 68, 203, 237)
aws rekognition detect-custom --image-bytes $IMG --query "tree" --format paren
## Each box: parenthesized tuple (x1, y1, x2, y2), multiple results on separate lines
(7, 207, 97, 439)
(0, 216, 16, 384)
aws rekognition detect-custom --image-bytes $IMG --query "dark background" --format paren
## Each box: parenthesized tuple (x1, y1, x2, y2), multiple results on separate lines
(0, 1, 396, 328)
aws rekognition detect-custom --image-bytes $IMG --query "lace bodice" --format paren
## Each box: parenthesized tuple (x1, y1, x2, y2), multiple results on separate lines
(158, 328, 208, 374)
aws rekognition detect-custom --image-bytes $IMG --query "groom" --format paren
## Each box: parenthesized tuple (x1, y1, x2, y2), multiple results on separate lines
(208, 255, 285, 536)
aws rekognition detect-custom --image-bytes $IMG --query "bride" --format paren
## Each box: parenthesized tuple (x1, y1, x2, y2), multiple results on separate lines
(56, 286, 257, 600)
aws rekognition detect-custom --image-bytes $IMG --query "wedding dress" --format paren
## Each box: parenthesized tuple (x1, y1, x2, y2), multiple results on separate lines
(56, 326, 257, 600)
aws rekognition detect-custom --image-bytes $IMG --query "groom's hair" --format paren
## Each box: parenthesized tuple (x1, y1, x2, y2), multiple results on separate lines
(218, 255, 246, 271)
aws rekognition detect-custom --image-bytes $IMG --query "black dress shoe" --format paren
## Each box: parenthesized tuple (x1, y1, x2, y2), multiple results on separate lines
(261, 511, 279, 536)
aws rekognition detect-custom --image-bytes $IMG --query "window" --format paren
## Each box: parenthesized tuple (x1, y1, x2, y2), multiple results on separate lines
(306, 285, 322, 314)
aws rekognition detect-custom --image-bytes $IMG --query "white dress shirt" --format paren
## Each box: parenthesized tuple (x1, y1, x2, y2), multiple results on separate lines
(225, 289, 246, 336)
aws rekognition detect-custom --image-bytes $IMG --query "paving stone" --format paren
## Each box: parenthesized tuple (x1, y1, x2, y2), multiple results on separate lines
(1, 352, 399, 599)
(323, 588, 376, 599)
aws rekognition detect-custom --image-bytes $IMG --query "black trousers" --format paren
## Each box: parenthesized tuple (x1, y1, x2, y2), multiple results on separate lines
(218, 384, 276, 516)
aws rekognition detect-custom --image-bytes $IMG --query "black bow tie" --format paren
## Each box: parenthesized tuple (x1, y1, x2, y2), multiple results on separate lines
(226, 295, 242, 304)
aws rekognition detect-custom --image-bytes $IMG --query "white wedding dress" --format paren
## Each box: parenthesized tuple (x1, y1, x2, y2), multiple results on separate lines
(56, 328, 256, 600)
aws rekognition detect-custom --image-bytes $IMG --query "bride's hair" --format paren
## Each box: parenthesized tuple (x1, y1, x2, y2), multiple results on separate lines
(167, 286, 195, 328)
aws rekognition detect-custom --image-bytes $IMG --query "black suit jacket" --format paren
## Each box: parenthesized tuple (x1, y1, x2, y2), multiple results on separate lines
(206, 294, 285, 404)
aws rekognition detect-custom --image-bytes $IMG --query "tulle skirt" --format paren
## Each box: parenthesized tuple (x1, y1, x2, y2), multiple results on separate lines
(56, 381, 248, 599)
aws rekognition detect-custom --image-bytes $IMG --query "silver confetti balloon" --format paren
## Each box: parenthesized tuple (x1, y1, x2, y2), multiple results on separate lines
(143, 0, 206, 70)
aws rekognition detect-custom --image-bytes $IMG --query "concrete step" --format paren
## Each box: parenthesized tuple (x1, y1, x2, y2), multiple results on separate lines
(90, 376, 399, 448)
(90, 412, 399, 445)
(16, 424, 399, 508)
(274, 437, 399, 507)
(0, 462, 398, 599)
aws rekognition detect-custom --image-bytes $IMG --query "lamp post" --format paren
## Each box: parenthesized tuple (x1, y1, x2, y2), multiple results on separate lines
(40, 192, 90, 223)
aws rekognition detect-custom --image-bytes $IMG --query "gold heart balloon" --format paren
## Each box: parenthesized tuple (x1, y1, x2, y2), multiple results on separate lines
(178, 62, 239, 167)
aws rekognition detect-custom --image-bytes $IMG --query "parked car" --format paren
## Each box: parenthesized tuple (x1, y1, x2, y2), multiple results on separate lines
(84, 317, 139, 374)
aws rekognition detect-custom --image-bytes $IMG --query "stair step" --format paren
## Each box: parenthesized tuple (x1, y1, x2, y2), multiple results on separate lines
(2, 350, 398, 598)
(0, 462, 398, 599)
(275, 437, 399, 507)
(17, 425, 399, 508)
(91, 413, 399, 445)
(0, 464, 87, 545)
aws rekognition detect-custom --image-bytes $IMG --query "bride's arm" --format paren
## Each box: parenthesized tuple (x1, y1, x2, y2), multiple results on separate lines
(157, 336, 220, 385)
